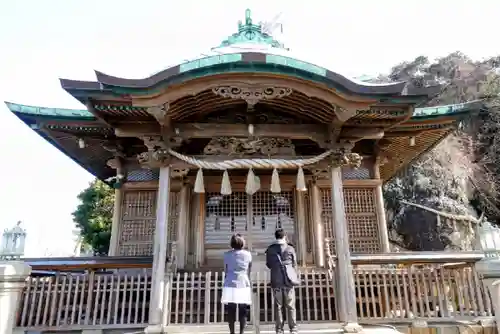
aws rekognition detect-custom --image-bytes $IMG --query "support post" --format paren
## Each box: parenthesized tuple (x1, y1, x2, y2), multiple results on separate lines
(295, 190, 308, 265)
(374, 158, 390, 253)
(330, 166, 362, 332)
(176, 183, 190, 270)
(310, 183, 325, 267)
(148, 166, 171, 330)
(0, 261, 31, 334)
(197, 193, 206, 268)
(108, 187, 123, 256)
(107, 158, 124, 257)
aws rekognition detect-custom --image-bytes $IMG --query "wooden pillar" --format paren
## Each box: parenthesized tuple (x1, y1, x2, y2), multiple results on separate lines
(295, 190, 307, 265)
(329, 166, 360, 330)
(176, 183, 190, 269)
(192, 193, 205, 268)
(374, 159, 390, 253)
(149, 166, 171, 325)
(107, 160, 123, 257)
(310, 183, 324, 267)
(108, 187, 123, 256)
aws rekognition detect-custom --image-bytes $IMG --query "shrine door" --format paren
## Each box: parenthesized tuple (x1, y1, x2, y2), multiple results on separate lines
(204, 191, 296, 267)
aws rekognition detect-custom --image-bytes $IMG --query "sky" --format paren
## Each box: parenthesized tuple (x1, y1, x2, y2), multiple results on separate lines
(0, 0, 499, 257)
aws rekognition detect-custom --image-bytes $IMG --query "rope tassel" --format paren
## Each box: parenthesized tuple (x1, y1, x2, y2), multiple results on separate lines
(270, 168, 281, 193)
(194, 168, 205, 193)
(296, 166, 307, 192)
(221, 170, 232, 195)
(246, 169, 260, 195)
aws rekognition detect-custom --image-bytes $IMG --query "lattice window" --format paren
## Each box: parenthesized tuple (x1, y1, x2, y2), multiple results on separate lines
(126, 169, 160, 182)
(203, 191, 296, 252)
(321, 187, 380, 254)
(118, 190, 179, 256)
(342, 167, 370, 180)
(252, 192, 295, 249)
(205, 192, 248, 246)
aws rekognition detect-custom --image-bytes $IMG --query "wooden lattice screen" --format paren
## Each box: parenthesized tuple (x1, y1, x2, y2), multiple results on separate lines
(204, 191, 296, 258)
(118, 190, 179, 256)
(321, 187, 380, 254)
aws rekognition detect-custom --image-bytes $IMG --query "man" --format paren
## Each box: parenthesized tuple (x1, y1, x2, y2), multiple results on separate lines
(265, 228, 298, 334)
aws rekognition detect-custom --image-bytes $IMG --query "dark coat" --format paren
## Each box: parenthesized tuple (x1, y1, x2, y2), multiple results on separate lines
(265, 240, 298, 288)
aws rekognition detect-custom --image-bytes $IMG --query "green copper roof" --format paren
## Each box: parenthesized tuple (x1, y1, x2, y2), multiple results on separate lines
(5, 101, 93, 119)
(413, 100, 483, 118)
(217, 9, 286, 50)
(5, 100, 481, 121)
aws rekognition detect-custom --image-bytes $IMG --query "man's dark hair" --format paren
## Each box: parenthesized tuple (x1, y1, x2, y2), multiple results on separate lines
(230, 233, 245, 250)
(275, 228, 286, 240)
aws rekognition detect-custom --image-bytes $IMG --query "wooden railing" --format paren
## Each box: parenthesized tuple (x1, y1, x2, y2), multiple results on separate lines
(17, 257, 153, 331)
(351, 252, 492, 322)
(15, 252, 493, 331)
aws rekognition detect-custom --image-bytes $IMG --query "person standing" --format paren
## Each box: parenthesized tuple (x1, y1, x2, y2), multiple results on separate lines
(221, 234, 252, 334)
(265, 228, 299, 334)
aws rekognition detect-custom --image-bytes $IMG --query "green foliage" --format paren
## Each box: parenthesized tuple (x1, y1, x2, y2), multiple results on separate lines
(72, 179, 115, 255)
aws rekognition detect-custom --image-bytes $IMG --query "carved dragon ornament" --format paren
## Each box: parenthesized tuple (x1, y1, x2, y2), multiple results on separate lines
(203, 137, 296, 156)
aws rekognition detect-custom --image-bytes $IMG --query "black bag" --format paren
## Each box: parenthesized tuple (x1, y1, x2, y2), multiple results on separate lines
(277, 246, 300, 287)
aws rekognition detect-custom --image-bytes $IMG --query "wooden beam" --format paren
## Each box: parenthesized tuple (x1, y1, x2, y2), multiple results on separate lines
(341, 127, 385, 139)
(116, 122, 384, 143)
(116, 123, 330, 142)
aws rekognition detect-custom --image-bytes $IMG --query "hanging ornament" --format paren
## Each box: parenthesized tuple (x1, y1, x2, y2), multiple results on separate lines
(194, 168, 205, 193)
(245, 169, 260, 195)
(270, 168, 281, 193)
(221, 170, 232, 195)
(296, 166, 307, 192)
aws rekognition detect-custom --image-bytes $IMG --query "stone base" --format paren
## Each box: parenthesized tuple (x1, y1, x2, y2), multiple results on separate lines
(0, 261, 31, 334)
(343, 322, 364, 333)
(144, 325, 164, 334)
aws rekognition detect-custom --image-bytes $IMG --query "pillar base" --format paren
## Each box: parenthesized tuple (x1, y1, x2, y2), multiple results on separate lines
(144, 324, 164, 333)
(0, 261, 31, 334)
(343, 322, 363, 333)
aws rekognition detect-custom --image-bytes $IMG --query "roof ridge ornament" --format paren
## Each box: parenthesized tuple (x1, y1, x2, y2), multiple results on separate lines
(216, 9, 287, 50)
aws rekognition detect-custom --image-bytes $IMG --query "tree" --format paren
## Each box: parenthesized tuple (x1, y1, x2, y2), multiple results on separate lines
(72, 179, 115, 255)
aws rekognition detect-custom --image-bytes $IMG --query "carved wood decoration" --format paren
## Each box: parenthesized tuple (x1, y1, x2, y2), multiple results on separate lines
(203, 137, 296, 156)
(137, 136, 169, 169)
(147, 103, 169, 125)
(307, 143, 362, 178)
(212, 86, 292, 108)
(131, 76, 375, 114)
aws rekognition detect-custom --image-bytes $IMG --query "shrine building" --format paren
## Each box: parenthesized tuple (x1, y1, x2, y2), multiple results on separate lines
(4, 9, 487, 333)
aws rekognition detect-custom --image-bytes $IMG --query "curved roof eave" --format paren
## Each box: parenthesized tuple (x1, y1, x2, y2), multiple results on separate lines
(82, 52, 409, 97)
(5, 101, 95, 120)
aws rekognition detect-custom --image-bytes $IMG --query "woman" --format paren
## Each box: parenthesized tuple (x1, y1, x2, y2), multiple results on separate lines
(221, 234, 252, 334)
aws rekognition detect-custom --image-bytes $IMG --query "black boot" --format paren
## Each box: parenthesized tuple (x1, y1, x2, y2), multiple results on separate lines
(228, 321, 236, 334)
(239, 317, 247, 334)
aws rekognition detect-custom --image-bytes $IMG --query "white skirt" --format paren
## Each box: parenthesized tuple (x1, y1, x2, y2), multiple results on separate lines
(221, 287, 252, 305)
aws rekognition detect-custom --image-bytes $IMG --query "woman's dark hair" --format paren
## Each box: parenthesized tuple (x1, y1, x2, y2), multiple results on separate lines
(230, 234, 245, 250)
(275, 228, 286, 240)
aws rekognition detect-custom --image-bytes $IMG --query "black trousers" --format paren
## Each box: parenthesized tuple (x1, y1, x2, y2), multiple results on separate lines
(226, 303, 249, 334)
